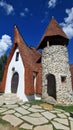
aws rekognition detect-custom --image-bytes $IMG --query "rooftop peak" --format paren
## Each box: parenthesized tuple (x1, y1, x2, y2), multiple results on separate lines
(52, 16, 54, 19)
(14, 25, 17, 28)
(37, 17, 69, 49)
(14, 25, 24, 44)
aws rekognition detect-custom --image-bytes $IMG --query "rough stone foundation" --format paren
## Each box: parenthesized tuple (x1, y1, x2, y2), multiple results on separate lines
(42, 45, 73, 105)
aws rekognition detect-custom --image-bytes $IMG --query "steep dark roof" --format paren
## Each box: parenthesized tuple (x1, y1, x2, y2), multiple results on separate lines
(37, 17, 69, 49)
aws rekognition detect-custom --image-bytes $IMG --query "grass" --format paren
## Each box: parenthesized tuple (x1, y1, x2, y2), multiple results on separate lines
(26, 100, 73, 113)
(26, 100, 44, 105)
(53, 126, 57, 130)
(0, 118, 10, 125)
(19, 128, 24, 130)
(54, 105, 73, 112)
(0, 93, 3, 96)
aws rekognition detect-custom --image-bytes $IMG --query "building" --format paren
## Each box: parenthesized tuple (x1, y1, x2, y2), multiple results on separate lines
(37, 17, 73, 104)
(0, 25, 42, 101)
(0, 17, 73, 104)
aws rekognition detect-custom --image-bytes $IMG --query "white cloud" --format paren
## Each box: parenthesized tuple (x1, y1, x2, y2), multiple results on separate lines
(20, 7, 31, 17)
(48, 0, 57, 8)
(24, 8, 29, 12)
(0, 34, 12, 56)
(41, 0, 57, 23)
(60, 7, 73, 39)
(20, 12, 25, 17)
(0, 0, 14, 15)
(64, 8, 73, 24)
(41, 11, 49, 23)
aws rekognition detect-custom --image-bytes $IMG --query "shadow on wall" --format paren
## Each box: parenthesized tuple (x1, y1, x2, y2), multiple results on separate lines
(26, 95, 35, 101)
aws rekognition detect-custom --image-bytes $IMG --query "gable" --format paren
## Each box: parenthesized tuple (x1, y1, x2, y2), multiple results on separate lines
(9, 48, 24, 69)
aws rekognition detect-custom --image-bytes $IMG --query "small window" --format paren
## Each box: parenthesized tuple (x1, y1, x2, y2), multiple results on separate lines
(15, 52, 19, 61)
(61, 76, 66, 83)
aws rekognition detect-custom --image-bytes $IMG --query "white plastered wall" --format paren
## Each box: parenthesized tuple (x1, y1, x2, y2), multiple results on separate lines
(5, 48, 29, 101)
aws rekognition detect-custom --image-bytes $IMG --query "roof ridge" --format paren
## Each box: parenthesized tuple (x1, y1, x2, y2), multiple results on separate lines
(14, 25, 28, 47)
(13, 25, 38, 71)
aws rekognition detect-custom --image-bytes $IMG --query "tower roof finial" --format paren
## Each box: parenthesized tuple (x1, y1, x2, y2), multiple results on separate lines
(14, 24, 17, 28)
(52, 16, 54, 19)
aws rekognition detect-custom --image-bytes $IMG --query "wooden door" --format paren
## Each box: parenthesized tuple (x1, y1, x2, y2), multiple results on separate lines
(46, 74, 56, 99)
(11, 72, 19, 93)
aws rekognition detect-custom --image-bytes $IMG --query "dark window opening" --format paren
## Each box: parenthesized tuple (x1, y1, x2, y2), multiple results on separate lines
(61, 76, 66, 83)
(15, 52, 19, 61)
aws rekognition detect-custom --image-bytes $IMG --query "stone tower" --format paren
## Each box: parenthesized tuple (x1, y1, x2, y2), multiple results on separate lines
(37, 17, 73, 105)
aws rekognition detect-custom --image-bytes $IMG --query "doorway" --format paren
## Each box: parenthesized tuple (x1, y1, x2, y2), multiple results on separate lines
(11, 72, 19, 93)
(46, 73, 56, 99)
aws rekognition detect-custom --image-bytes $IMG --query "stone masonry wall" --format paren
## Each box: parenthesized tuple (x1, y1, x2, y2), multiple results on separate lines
(42, 45, 73, 105)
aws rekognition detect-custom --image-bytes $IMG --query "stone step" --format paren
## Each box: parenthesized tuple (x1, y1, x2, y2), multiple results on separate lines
(4, 96, 19, 101)
(4, 100, 18, 105)
(3, 93, 17, 98)
(0, 96, 4, 105)
(0, 93, 23, 105)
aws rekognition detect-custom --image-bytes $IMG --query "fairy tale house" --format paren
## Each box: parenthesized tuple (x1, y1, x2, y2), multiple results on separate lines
(0, 25, 42, 101)
(0, 17, 73, 104)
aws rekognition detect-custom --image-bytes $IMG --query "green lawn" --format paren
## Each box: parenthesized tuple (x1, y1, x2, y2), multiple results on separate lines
(26, 100, 44, 105)
(27, 100, 73, 112)
(54, 105, 73, 112)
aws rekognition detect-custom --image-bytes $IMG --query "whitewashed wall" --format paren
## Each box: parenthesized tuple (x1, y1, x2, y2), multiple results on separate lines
(5, 48, 29, 101)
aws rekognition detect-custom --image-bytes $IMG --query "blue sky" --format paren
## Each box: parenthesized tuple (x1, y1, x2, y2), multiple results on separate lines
(0, 0, 73, 63)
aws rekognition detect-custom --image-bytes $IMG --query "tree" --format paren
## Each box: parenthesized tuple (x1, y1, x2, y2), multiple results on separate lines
(0, 54, 7, 82)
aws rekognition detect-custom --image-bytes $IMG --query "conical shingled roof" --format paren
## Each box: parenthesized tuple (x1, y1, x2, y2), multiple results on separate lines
(14, 25, 39, 71)
(37, 17, 69, 49)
